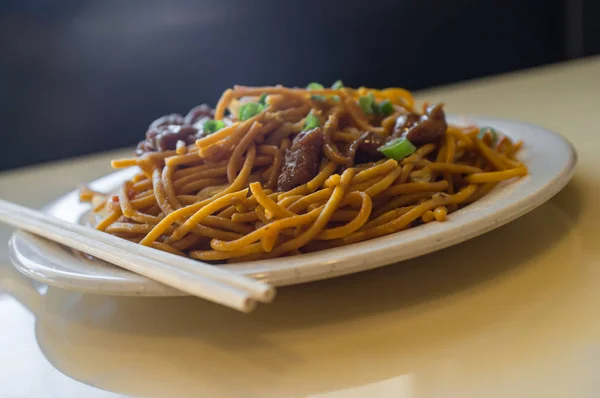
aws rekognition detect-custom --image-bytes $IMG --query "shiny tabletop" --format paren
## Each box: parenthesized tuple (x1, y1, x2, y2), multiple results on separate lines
(1, 57, 598, 398)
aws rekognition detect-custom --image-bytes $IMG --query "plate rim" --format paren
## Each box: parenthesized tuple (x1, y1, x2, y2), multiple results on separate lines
(8, 116, 577, 294)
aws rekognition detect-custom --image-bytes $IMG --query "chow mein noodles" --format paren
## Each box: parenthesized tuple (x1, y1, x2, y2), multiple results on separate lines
(81, 82, 527, 263)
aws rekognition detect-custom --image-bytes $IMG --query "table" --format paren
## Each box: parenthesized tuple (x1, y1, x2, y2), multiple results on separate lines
(1, 57, 598, 398)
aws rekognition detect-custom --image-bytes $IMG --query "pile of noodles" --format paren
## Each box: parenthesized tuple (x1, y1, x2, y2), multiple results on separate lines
(81, 84, 526, 263)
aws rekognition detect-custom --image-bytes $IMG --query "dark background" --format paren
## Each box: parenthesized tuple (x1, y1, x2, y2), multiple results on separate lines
(1, 0, 597, 170)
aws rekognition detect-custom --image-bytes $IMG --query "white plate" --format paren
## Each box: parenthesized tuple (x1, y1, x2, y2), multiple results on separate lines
(8, 117, 577, 296)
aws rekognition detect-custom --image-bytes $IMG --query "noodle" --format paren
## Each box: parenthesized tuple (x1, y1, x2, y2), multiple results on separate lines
(83, 83, 527, 263)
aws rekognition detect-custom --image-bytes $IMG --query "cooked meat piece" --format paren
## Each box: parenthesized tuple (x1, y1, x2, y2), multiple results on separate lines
(402, 104, 447, 145)
(155, 125, 199, 152)
(392, 113, 421, 138)
(136, 105, 216, 154)
(355, 132, 386, 163)
(149, 113, 184, 130)
(136, 140, 154, 155)
(277, 127, 324, 192)
(184, 104, 215, 125)
(137, 125, 199, 154)
(354, 104, 447, 162)
(358, 132, 386, 158)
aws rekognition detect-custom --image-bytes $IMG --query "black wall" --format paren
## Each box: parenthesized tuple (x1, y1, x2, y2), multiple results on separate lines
(0, 0, 591, 170)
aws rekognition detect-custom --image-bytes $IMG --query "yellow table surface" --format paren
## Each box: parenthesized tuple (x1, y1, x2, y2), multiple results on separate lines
(1, 57, 599, 398)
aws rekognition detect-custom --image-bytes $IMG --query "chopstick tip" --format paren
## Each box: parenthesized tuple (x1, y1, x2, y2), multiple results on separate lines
(262, 286, 277, 303)
(242, 298, 258, 313)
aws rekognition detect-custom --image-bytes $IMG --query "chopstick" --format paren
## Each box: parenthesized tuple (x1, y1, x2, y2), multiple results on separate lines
(0, 199, 276, 312)
(7, 199, 276, 303)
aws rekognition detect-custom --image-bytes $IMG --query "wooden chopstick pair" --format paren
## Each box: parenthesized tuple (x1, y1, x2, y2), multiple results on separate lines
(0, 199, 276, 312)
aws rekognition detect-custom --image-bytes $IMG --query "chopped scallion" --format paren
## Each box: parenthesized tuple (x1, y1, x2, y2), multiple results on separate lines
(359, 93, 377, 115)
(378, 100, 394, 117)
(303, 114, 320, 131)
(331, 80, 344, 89)
(306, 82, 326, 101)
(239, 102, 263, 121)
(238, 93, 269, 121)
(203, 119, 226, 135)
(306, 82, 324, 90)
(378, 137, 417, 160)
(258, 93, 267, 106)
(478, 126, 499, 146)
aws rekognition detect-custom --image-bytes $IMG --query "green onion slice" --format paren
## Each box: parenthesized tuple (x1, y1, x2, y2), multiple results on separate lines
(239, 102, 263, 121)
(331, 80, 344, 90)
(378, 137, 417, 160)
(203, 119, 226, 135)
(306, 82, 324, 90)
(478, 126, 499, 146)
(306, 82, 326, 101)
(359, 93, 376, 115)
(378, 100, 394, 117)
(303, 114, 320, 131)
(258, 93, 267, 106)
